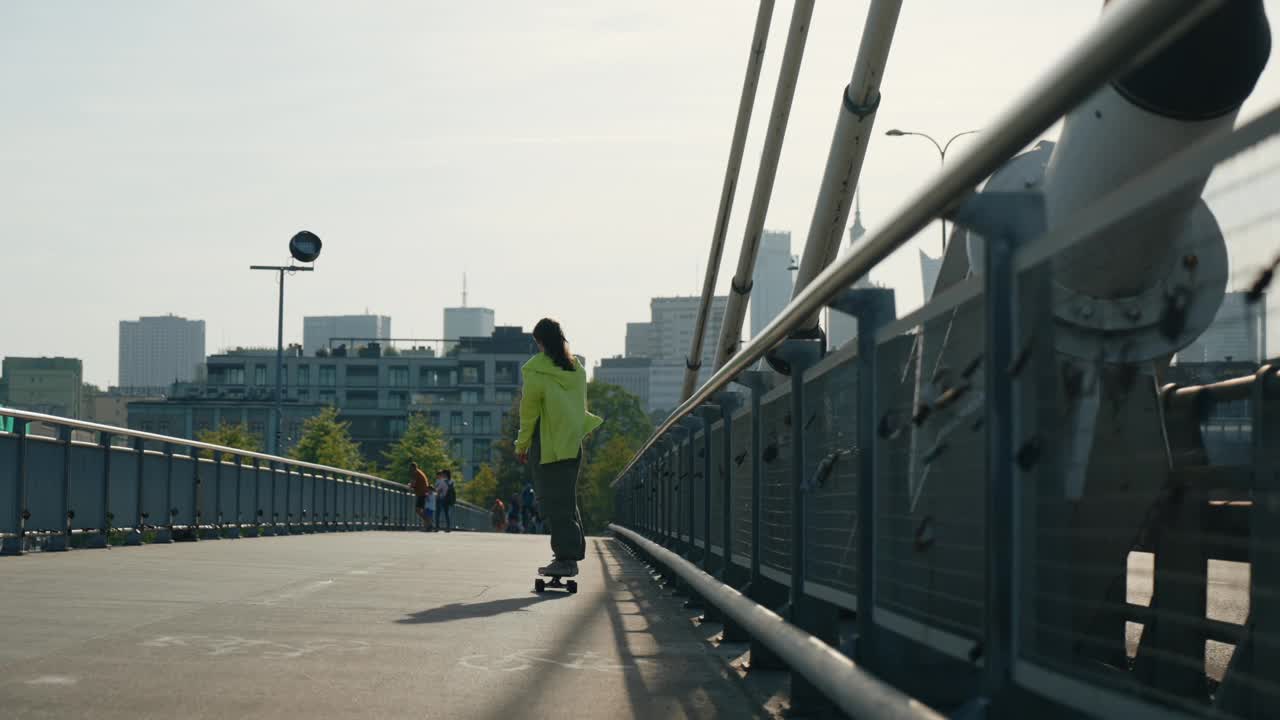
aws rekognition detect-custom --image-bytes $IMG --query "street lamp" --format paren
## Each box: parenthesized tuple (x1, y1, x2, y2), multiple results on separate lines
(250, 230, 322, 455)
(885, 128, 979, 253)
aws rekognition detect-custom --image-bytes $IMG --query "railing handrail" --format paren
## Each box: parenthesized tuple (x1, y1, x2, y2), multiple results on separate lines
(0, 407, 402, 489)
(613, 0, 1223, 487)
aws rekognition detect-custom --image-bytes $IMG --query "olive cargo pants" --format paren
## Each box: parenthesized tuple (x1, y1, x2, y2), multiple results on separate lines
(530, 430, 586, 562)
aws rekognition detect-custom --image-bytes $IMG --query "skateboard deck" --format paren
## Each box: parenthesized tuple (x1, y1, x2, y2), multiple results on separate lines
(534, 574, 578, 594)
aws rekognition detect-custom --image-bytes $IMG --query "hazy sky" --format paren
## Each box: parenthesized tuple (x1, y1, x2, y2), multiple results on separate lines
(4, 1, 1280, 387)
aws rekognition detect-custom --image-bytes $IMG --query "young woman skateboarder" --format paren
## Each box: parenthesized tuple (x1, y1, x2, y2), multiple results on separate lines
(515, 318, 603, 578)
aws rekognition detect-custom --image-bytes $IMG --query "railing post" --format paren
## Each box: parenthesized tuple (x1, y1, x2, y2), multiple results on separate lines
(156, 442, 174, 544)
(679, 417, 702, 566)
(1216, 366, 1280, 715)
(698, 405, 719, 574)
(325, 471, 334, 532)
(734, 371, 769, 595)
(769, 335, 830, 714)
(282, 464, 293, 534)
(1, 421, 30, 555)
(716, 390, 750, 643)
(349, 475, 356, 531)
(829, 286, 896, 664)
(48, 425, 73, 551)
(209, 451, 224, 540)
(252, 458, 263, 536)
(189, 451, 202, 543)
(951, 192, 1045, 703)
(229, 458, 243, 538)
(304, 469, 314, 532)
(87, 432, 112, 549)
(126, 436, 146, 546)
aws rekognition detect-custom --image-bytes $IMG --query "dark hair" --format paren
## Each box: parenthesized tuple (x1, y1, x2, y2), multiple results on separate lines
(533, 318, 574, 372)
(437, 469, 451, 480)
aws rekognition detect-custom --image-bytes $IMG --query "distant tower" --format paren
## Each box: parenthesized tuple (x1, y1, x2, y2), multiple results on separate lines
(829, 191, 872, 349)
(462, 272, 468, 307)
(848, 190, 866, 246)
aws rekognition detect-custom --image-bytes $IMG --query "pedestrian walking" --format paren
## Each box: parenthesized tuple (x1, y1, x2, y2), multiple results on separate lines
(435, 470, 455, 532)
(409, 462, 431, 531)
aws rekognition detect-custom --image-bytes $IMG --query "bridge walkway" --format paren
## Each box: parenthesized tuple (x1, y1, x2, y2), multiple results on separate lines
(0, 532, 764, 719)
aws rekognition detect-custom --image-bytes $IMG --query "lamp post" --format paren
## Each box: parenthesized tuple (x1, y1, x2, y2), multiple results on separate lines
(250, 231, 322, 455)
(884, 128, 979, 253)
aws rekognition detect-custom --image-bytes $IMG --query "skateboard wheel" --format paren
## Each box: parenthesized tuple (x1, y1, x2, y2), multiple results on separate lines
(567, 580, 578, 594)
(535, 578, 546, 593)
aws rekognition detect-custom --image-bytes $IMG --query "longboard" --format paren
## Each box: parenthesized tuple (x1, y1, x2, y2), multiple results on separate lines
(534, 574, 577, 594)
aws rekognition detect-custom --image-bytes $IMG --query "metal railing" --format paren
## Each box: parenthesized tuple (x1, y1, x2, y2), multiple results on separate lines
(0, 408, 492, 554)
(610, 0, 1279, 717)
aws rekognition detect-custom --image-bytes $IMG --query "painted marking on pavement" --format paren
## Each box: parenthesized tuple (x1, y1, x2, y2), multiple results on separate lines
(141, 634, 370, 659)
(24, 675, 77, 686)
(459, 649, 651, 673)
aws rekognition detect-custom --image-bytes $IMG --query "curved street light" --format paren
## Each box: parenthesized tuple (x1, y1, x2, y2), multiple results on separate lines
(885, 128, 980, 253)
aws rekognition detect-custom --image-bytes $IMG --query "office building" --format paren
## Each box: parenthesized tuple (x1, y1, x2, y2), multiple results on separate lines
(118, 315, 205, 394)
(303, 315, 391, 356)
(830, 201, 873, 349)
(653, 296, 729, 366)
(1177, 292, 1266, 364)
(594, 357, 652, 409)
(129, 327, 536, 481)
(751, 230, 794, 339)
(921, 250, 943, 301)
(0, 357, 84, 418)
(443, 307, 495, 354)
(625, 322, 656, 359)
(621, 295, 734, 415)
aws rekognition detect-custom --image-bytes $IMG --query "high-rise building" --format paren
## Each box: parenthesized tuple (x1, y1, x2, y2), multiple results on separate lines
(0, 357, 84, 418)
(1177, 292, 1266, 364)
(649, 296, 730, 366)
(594, 357, 652, 410)
(625, 322, 656, 359)
(303, 315, 391, 356)
(830, 198, 873, 349)
(443, 307, 495, 354)
(620, 295, 733, 414)
(118, 315, 205, 393)
(751, 230, 794, 339)
(920, 250, 943, 301)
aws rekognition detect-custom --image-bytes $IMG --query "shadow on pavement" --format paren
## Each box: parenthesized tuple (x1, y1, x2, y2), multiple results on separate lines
(396, 594, 568, 624)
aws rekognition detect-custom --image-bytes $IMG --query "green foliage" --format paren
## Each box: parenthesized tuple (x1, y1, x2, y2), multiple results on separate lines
(489, 397, 532, 503)
(195, 422, 262, 460)
(462, 463, 500, 506)
(576, 382, 650, 532)
(585, 380, 652, 454)
(381, 413, 457, 486)
(579, 435, 636, 534)
(289, 406, 365, 471)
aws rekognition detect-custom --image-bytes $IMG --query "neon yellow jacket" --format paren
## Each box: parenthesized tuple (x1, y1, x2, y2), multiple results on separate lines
(515, 353, 603, 464)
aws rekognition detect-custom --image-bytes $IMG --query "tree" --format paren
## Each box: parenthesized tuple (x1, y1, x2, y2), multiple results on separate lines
(196, 422, 262, 459)
(489, 397, 532, 504)
(585, 380, 653, 454)
(290, 406, 365, 471)
(461, 463, 500, 506)
(579, 435, 635, 534)
(381, 413, 457, 486)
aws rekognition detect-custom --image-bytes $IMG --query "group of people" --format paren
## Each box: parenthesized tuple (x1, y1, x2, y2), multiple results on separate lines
(404, 318, 603, 580)
(490, 483, 544, 534)
(409, 464, 456, 532)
